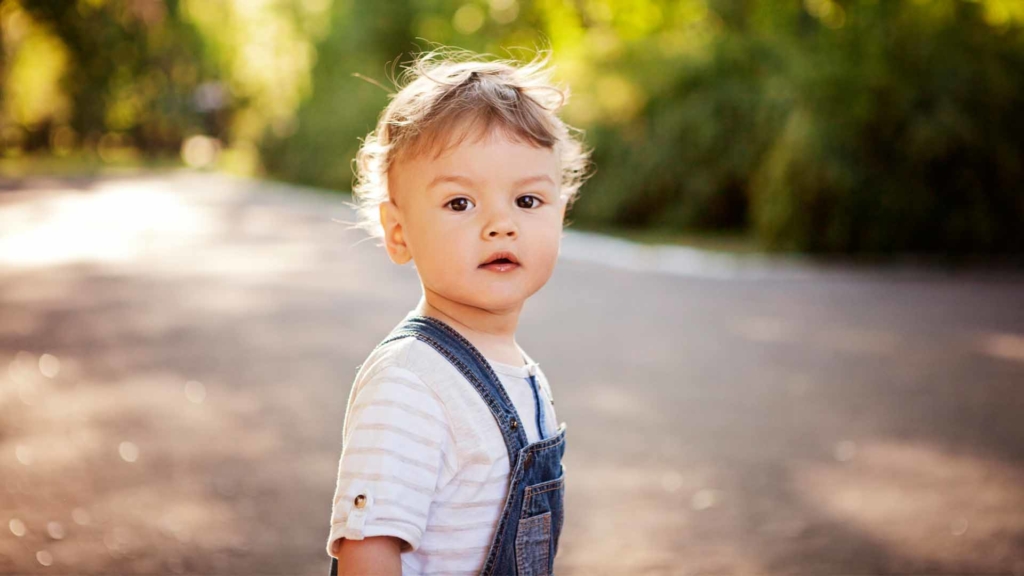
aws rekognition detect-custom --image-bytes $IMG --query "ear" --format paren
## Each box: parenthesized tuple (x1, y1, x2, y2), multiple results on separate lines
(380, 200, 412, 265)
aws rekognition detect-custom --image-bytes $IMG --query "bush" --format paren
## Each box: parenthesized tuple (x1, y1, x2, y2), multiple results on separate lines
(571, 0, 1024, 254)
(749, 1, 1024, 253)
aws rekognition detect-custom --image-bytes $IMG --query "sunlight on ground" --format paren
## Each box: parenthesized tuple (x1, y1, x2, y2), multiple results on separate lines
(557, 460, 761, 575)
(977, 332, 1024, 364)
(730, 316, 902, 356)
(0, 174, 321, 283)
(793, 439, 1024, 568)
(815, 327, 900, 356)
(586, 384, 656, 421)
(729, 316, 793, 343)
(0, 180, 211, 267)
(556, 439, 1024, 574)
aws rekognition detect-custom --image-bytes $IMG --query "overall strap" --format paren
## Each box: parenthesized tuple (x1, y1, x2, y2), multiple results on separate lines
(377, 315, 530, 467)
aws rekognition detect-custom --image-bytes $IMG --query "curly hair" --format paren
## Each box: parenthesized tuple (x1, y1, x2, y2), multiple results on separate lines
(344, 44, 595, 241)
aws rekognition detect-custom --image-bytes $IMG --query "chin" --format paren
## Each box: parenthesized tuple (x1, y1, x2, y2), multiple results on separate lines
(465, 290, 527, 312)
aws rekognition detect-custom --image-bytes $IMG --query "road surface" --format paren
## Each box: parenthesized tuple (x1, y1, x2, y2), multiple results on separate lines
(1, 171, 1022, 574)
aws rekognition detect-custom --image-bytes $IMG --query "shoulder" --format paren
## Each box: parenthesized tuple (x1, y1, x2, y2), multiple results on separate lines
(354, 335, 417, 381)
(347, 337, 447, 417)
(356, 334, 472, 395)
(346, 336, 470, 442)
(342, 338, 459, 472)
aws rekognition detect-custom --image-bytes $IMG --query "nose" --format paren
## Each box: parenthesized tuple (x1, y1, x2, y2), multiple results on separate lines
(484, 207, 518, 239)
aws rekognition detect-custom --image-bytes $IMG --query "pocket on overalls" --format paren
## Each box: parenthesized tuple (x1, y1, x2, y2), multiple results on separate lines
(514, 511, 552, 576)
(515, 472, 565, 576)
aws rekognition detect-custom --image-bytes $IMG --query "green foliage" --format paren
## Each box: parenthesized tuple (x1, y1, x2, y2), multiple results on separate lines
(573, 34, 785, 231)
(571, 0, 1024, 254)
(261, 1, 418, 189)
(3, 0, 1023, 254)
(262, 1, 557, 193)
(8, 0, 209, 152)
(745, 0, 1024, 253)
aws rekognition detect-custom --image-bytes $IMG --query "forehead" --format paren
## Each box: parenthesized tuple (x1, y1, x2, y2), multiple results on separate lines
(393, 122, 559, 190)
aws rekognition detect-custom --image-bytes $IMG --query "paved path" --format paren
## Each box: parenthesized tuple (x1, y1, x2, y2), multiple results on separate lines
(1, 171, 1022, 575)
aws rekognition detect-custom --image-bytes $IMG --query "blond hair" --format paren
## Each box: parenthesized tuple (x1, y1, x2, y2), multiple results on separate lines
(345, 45, 594, 240)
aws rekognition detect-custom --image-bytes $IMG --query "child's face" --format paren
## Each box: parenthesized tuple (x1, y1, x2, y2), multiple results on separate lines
(382, 126, 566, 314)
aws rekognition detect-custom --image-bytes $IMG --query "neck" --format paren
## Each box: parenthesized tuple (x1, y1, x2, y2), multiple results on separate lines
(414, 288, 523, 359)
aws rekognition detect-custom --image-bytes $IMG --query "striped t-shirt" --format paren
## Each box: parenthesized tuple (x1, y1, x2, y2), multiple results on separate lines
(326, 313, 559, 575)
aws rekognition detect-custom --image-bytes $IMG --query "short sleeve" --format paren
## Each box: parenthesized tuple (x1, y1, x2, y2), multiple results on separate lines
(327, 364, 454, 557)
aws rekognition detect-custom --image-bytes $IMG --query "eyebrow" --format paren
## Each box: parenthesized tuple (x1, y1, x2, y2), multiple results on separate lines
(426, 174, 556, 192)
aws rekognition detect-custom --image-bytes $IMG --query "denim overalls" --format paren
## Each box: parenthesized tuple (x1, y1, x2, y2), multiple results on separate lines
(329, 314, 567, 575)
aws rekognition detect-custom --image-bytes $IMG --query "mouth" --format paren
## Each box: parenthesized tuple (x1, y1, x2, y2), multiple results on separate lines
(479, 251, 520, 271)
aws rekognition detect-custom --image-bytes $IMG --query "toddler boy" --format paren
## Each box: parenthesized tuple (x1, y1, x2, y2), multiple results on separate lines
(327, 46, 593, 576)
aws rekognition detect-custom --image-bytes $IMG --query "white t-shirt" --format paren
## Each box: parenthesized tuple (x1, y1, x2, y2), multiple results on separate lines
(327, 313, 559, 575)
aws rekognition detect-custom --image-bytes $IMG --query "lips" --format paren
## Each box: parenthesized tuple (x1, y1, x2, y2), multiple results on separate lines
(479, 251, 520, 267)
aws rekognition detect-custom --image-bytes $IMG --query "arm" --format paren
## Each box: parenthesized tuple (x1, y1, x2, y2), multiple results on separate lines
(327, 365, 450, 571)
(334, 536, 404, 576)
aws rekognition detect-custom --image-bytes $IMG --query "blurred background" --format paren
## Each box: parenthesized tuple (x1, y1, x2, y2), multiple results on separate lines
(2, 0, 1023, 253)
(1, 0, 1023, 574)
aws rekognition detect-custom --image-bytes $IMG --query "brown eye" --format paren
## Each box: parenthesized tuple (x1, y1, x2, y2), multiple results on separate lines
(447, 198, 474, 211)
(517, 195, 542, 209)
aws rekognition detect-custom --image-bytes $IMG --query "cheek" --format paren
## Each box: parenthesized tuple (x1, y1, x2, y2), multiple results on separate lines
(531, 225, 563, 267)
(415, 226, 471, 276)
(408, 218, 450, 255)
